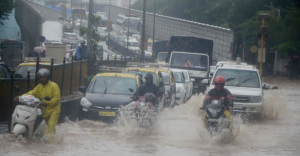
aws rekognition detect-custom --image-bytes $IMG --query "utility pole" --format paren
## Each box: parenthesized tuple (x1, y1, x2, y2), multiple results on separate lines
(259, 13, 268, 76)
(243, 26, 245, 62)
(141, 0, 146, 59)
(152, 0, 156, 57)
(87, 0, 93, 55)
(80, 0, 83, 28)
(109, 0, 111, 21)
(127, 0, 131, 56)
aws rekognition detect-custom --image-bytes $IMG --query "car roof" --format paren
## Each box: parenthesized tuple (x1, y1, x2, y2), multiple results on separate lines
(17, 62, 51, 66)
(95, 73, 137, 79)
(126, 67, 159, 73)
(217, 64, 257, 71)
(170, 68, 187, 73)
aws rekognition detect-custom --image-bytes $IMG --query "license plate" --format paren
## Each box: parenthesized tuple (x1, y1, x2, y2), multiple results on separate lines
(208, 118, 219, 122)
(234, 104, 243, 109)
(189, 73, 193, 75)
(99, 111, 115, 116)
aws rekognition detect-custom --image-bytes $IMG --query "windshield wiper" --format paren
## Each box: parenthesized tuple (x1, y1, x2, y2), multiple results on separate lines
(236, 78, 251, 86)
(225, 78, 236, 82)
(91, 79, 97, 93)
(103, 80, 107, 94)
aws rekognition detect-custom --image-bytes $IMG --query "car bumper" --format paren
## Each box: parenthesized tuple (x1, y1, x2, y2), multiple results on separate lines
(176, 92, 184, 104)
(79, 105, 120, 121)
(232, 101, 263, 113)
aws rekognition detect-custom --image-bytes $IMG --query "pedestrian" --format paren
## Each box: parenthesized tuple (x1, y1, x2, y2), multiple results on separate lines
(75, 40, 87, 61)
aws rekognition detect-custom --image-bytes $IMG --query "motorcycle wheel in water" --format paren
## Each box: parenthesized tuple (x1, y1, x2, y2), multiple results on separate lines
(11, 94, 51, 139)
(123, 93, 158, 128)
(202, 97, 233, 137)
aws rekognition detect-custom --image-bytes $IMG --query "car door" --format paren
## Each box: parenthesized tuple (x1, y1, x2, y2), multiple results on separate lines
(157, 71, 165, 110)
(0, 64, 11, 79)
(182, 71, 189, 98)
(169, 71, 176, 107)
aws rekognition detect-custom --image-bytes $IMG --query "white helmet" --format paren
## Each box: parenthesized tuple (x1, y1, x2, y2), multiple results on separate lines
(37, 68, 50, 77)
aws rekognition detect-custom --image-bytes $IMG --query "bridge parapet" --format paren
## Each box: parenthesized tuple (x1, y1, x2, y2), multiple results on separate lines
(104, 5, 234, 61)
(27, 1, 62, 21)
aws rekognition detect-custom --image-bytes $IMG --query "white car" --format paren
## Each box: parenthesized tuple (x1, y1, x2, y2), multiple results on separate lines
(62, 33, 80, 45)
(182, 70, 194, 99)
(207, 62, 269, 116)
(170, 69, 187, 104)
(123, 39, 140, 53)
(97, 27, 108, 40)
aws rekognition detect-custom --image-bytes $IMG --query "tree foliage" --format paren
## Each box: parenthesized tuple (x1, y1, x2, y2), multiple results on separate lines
(0, 0, 16, 25)
(131, 0, 300, 58)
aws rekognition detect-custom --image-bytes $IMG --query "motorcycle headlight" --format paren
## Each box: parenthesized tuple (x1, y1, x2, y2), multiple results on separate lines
(250, 96, 262, 103)
(80, 98, 92, 107)
(164, 92, 169, 98)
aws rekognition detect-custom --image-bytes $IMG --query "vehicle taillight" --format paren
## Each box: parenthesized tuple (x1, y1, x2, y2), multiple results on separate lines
(66, 37, 69, 39)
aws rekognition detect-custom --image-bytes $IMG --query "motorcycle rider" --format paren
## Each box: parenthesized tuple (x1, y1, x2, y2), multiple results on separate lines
(135, 72, 161, 102)
(201, 76, 234, 128)
(75, 40, 87, 61)
(14, 68, 61, 136)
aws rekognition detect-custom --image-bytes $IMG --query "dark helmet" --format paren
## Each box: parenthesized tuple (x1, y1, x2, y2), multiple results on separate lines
(214, 76, 225, 91)
(135, 72, 143, 79)
(144, 72, 153, 79)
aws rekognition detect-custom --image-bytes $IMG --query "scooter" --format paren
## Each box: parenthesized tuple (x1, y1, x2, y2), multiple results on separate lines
(11, 86, 51, 139)
(201, 97, 231, 137)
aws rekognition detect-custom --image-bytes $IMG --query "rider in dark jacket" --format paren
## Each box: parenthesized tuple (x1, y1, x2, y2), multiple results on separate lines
(202, 76, 234, 110)
(136, 72, 159, 97)
(201, 76, 234, 128)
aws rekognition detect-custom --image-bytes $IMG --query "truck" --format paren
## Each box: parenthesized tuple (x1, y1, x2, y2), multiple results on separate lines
(166, 36, 213, 94)
(45, 42, 66, 64)
(152, 40, 169, 64)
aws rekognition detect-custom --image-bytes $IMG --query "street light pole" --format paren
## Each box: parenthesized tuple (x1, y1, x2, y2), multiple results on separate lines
(127, 0, 131, 56)
(141, 0, 146, 59)
(87, 0, 93, 55)
(152, 0, 156, 58)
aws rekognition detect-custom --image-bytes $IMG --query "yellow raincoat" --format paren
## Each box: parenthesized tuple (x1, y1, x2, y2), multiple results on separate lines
(23, 81, 61, 135)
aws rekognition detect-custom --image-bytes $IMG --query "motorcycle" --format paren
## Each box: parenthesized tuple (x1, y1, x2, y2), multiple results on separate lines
(124, 93, 158, 128)
(11, 86, 51, 139)
(201, 97, 232, 137)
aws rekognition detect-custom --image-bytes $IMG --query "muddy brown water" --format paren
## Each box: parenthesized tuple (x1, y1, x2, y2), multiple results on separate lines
(1, 77, 299, 156)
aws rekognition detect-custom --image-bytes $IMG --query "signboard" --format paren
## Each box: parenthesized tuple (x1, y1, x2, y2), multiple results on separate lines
(106, 21, 112, 32)
(250, 45, 258, 53)
(39, 36, 46, 43)
(258, 48, 266, 63)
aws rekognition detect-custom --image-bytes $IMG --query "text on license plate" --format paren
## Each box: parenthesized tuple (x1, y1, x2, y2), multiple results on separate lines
(99, 111, 115, 116)
(234, 104, 243, 109)
(208, 118, 219, 122)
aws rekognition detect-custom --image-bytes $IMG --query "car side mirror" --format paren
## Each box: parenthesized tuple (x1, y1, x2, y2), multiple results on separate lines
(44, 96, 51, 101)
(14, 85, 20, 92)
(79, 86, 86, 94)
(202, 79, 209, 84)
(262, 84, 270, 90)
(210, 73, 214, 76)
(15, 74, 22, 78)
(191, 78, 195, 82)
(128, 88, 134, 92)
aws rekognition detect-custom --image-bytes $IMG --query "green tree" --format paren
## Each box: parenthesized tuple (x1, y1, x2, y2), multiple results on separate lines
(0, 0, 16, 25)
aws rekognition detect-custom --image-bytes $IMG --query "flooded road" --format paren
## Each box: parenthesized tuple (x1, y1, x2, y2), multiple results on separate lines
(1, 77, 300, 156)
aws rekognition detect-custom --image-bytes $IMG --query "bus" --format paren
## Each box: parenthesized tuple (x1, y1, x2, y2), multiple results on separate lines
(116, 14, 141, 36)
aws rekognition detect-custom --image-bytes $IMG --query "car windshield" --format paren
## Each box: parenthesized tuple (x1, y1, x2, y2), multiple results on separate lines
(87, 76, 137, 94)
(173, 72, 184, 83)
(148, 42, 153, 47)
(15, 66, 36, 78)
(214, 69, 260, 88)
(124, 19, 141, 30)
(162, 72, 170, 84)
(97, 28, 107, 33)
(210, 66, 216, 73)
(128, 42, 139, 47)
(123, 71, 157, 85)
(170, 53, 208, 70)
(66, 34, 78, 38)
(158, 53, 167, 61)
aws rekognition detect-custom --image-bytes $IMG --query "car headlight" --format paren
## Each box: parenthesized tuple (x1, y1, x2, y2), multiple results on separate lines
(80, 98, 92, 107)
(164, 92, 169, 98)
(250, 96, 262, 103)
(176, 87, 183, 93)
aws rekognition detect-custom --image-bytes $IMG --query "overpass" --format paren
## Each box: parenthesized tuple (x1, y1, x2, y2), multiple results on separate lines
(15, 0, 234, 61)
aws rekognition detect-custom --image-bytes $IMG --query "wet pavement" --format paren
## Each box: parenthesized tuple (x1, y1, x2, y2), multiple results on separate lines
(1, 77, 300, 156)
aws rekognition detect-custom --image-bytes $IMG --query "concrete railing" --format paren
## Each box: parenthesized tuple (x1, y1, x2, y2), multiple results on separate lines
(104, 5, 234, 61)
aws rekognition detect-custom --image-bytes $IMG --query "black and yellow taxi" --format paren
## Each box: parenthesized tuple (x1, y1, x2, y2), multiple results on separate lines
(14, 58, 54, 79)
(78, 73, 142, 121)
(122, 66, 165, 111)
(158, 68, 176, 108)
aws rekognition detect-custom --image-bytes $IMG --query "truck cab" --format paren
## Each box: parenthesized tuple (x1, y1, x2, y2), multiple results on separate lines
(168, 51, 209, 94)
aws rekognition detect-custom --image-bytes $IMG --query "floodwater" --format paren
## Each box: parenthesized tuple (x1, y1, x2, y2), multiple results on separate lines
(1, 77, 300, 156)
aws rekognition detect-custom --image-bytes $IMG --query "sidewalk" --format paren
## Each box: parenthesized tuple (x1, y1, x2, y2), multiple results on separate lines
(0, 124, 8, 134)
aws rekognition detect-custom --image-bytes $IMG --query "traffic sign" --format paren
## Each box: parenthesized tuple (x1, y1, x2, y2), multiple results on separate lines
(250, 45, 258, 53)
(39, 36, 46, 42)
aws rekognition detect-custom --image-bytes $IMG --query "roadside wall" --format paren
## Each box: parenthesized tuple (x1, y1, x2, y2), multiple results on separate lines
(104, 5, 234, 61)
